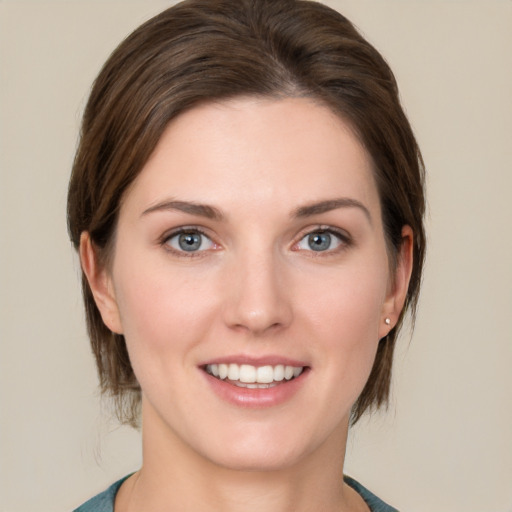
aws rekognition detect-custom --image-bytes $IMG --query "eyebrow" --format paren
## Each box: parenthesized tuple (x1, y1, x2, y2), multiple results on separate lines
(141, 197, 371, 224)
(293, 198, 372, 224)
(141, 200, 224, 221)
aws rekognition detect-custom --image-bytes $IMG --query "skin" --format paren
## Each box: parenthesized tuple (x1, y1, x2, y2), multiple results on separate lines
(81, 97, 413, 512)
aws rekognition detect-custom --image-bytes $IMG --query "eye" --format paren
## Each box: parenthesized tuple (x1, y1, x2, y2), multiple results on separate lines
(295, 229, 347, 252)
(164, 229, 215, 253)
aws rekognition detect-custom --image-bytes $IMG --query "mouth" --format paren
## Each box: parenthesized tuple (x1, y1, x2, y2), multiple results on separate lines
(204, 363, 306, 389)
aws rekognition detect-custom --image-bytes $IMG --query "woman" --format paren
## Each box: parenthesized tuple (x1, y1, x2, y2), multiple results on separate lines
(68, 0, 425, 510)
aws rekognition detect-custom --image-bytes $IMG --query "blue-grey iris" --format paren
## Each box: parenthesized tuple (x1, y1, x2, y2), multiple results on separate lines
(308, 232, 331, 251)
(178, 233, 202, 251)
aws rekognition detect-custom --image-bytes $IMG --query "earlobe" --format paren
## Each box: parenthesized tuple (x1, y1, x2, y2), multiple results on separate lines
(79, 232, 123, 334)
(379, 225, 414, 338)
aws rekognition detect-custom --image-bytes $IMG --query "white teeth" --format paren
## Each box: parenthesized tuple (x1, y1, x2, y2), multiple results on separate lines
(234, 381, 278, 389)
(218, 363, 228, 380)
(256, 365, 274, 384)
(239, 364, 257, 383)
(273, 364, 284, 381)
(227, 364, 239, 381)
(206, 363, 304, 384)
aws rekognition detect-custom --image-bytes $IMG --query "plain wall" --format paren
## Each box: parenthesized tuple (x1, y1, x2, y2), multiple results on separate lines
(0, 1, 511, 511)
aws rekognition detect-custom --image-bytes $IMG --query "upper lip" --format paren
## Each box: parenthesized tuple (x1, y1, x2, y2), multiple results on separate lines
(199, 355, 309, 368)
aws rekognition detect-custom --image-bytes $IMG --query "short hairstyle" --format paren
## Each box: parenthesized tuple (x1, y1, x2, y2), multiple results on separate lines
(67, 0, 426, 426)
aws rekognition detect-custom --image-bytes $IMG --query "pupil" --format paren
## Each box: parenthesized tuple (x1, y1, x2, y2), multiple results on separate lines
(308, 232, 331, 251)
(179, 233, 201, 251)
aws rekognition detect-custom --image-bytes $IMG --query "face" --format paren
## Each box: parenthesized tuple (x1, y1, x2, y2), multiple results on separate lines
(85, 97, 409, 472)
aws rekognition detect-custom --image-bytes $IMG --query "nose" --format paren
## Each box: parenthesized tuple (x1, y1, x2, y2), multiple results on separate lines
(222, 249, 293, 336)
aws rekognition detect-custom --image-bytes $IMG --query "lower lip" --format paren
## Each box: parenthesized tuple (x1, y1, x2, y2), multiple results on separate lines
(202, 369, 309, 408)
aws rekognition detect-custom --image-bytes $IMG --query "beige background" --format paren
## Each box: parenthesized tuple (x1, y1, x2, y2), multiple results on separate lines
(1, 1, 511, 511)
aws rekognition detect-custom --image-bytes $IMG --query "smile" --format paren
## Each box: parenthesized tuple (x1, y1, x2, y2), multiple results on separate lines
(205, 363, 304, 388)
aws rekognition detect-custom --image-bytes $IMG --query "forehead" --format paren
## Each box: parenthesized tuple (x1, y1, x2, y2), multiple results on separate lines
(122, 97, 380, 220)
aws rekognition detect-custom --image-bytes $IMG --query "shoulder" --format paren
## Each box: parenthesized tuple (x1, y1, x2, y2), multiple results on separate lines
(75, 474, 396, 512)
(344, 475, 399, 512)
(73, 476, 130, 512)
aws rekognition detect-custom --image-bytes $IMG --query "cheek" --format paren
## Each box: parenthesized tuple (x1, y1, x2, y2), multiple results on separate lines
(111, 257, 219, 374)
(297, 262, 388, 389)
(303, 262, 388, 338)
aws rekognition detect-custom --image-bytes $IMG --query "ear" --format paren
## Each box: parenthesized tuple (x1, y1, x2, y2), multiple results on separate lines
(79, 232, 123, 334)
(379, 225, 414, 339)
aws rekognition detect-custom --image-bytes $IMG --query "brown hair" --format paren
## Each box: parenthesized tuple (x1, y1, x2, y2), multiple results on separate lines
(67, 0, 425, 426)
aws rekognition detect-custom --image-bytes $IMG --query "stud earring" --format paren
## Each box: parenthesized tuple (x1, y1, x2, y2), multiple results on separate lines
(385, 318, 391, 325)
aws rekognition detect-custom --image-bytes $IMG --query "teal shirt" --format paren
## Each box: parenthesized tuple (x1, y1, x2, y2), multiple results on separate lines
(74, 475, 398, 512)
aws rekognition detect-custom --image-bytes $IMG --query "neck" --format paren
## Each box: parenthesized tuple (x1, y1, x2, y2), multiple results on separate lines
(116, 400, 365, 512)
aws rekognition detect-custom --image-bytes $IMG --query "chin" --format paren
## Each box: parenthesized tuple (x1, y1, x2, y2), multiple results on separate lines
(194, 420, 341, 474)
(204, 444, 307, 473)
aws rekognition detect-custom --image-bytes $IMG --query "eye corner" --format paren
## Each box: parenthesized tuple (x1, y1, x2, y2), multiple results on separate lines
(160, 226, 219, 257)
(293, 226, 352, 254)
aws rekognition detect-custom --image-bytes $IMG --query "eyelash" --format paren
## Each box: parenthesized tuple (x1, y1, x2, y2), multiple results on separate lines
(159, 225, 352, 257)
(160, 226, 216, 258)
(293, 226, 352, 255)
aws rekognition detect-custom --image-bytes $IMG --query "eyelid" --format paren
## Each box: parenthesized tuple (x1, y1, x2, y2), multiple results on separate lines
(157, 224, 351, 256)
(159, 226, 219, 256)
(292, 225, 352, 252)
